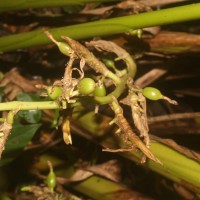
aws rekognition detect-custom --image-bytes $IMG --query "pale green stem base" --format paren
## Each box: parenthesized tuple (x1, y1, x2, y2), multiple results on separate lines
(74, 111, 200, 194)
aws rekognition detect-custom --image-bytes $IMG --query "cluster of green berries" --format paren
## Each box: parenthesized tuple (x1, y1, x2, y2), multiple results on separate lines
(47, 78, 106, 100)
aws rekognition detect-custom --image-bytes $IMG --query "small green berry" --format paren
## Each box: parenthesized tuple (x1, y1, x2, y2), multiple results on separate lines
(128, 29, 143, 38)
(57, 42, 71, 56)
(47, 86, 63, 100)
(103, 58, 116, 70)
(78, 78, 95, 95)
(46, 161, 56, 192)
(47, 169, 56, 192)
(136, 29, 143, 38)
(93, 85, 106, 97)
(45, 31, 71, 57)
(142, 87, 163, 101)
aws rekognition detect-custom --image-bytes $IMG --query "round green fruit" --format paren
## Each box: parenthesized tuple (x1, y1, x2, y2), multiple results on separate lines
(78, 78, 95, 95)
(58, 42, 71, 56)
(142, 87, 163, 101)
(93, 85, 106, 97)
(47, 86, 62, 100)
(103, 58, 115, 69)
(47, 169, 56, 192)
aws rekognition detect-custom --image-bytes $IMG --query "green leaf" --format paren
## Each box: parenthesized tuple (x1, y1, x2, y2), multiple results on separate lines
(18, 110, 42, 124)
(0, 123, 41, 167)
(17, 92, 42, 123)
(17, 92, 41, 101)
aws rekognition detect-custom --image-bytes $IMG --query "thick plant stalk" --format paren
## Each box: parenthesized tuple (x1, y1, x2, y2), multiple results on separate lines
(1, 3, 200, 52)
(0, 0, 118, 13)
(72, 111, 200, 194)
(72, 175, 149, 200)
(31, 154, 152, 200)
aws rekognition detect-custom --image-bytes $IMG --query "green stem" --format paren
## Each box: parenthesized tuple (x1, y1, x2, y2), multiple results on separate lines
(150, 142, 200, 188)
(105, 71, 120, 84)
(95, 55, 136, 104)
(73, 175, 138, 200)
(0, 0, 118, 13)
(94, 76, 126, 104)
(1, 3, 200, 53)
(125, 56, 137, 78)
(123, 141, 200, 193)
(0, 101, 60, 111)
(73, 111, 200, 193)
(33, 154, 149, 200)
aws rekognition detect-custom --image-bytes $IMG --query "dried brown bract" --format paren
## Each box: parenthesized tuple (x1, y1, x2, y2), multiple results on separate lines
(107, 96, 161, 164)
